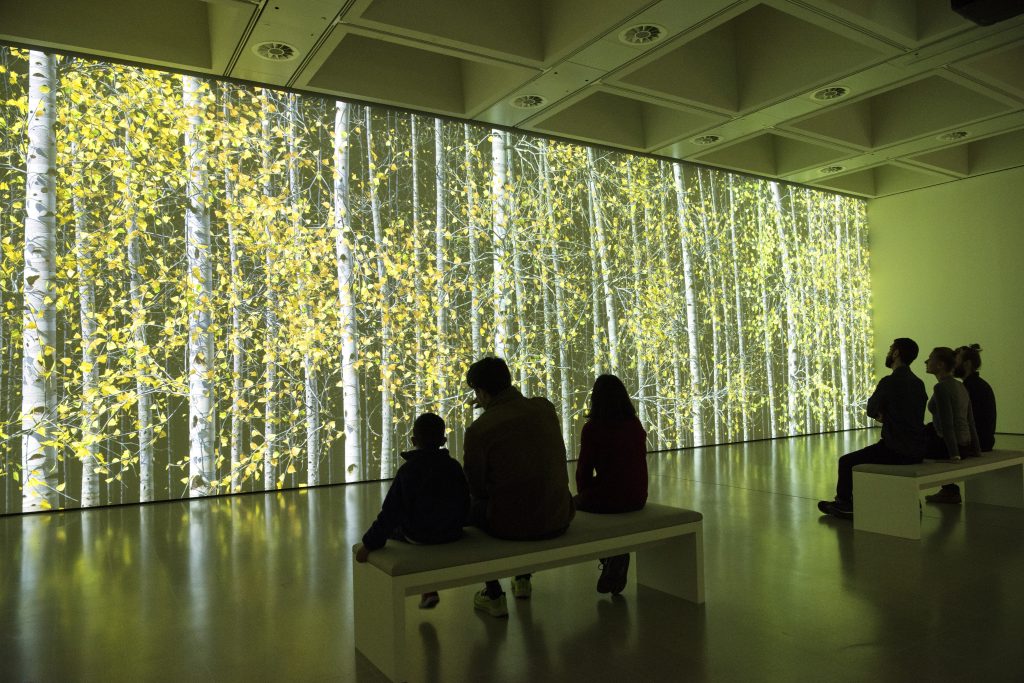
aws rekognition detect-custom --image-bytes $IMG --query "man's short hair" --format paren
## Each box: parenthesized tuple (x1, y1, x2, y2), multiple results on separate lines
(893, 337, 919, 364)
(413, 412, 446, 449)
(466, 357, 512, 394)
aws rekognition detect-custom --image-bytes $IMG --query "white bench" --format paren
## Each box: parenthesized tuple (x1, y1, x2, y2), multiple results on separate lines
(352, 503, 704, 682)
(852, 449, 1024, 539)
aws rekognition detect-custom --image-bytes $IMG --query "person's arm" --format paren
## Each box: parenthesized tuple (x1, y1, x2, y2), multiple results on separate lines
(360, 473, 405, 554)
(866, 377, 887, 421)
(934, 384, 960, 460)
(575, 422, 596, 493)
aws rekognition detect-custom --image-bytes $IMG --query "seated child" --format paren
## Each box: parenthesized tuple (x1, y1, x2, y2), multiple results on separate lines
(354, 412, 470, 608)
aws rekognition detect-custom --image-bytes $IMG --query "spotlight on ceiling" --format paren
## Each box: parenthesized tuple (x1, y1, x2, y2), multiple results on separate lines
(937, 130, 969, 142)
(692, 134, 721, 145)
(252, 41, 299, 61)
(511, 95, 546, 109)
(819, 165, 845, 175)
(618, 24, 666, 46)
(811, 86, 850, 102)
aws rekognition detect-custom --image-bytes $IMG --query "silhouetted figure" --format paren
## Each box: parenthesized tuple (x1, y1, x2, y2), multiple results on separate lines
(923, 346, 980, 461)
(463, 356, 574, 617)
(927, 343, 996, 505)
(354, 412, 470, 609)
(818, 338, 927, 520)
(575, 374, 648, 594)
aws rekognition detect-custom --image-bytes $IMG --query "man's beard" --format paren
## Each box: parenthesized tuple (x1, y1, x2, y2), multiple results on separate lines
(884, 352, 894, 368)
(953, 365, 966, 378)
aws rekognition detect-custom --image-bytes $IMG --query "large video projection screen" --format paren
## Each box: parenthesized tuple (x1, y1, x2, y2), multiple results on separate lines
(0, 48, 874, 514)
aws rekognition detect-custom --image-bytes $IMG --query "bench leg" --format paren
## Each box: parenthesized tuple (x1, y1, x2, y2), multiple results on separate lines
(635, 527, 704, 603)
(965, 464, 1024, 508)
(853, 471, 921, 539)
(353, 561, 406, 682)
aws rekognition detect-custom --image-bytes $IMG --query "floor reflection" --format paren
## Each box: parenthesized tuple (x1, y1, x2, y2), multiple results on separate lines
(1, 432, 1022, 682)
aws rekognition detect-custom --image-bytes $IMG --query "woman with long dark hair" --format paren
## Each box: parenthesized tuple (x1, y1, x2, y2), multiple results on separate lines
(575, 374, 648, 594)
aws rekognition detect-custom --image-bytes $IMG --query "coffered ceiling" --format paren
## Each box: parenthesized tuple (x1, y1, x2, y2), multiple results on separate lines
(3, 0, 1023, 197)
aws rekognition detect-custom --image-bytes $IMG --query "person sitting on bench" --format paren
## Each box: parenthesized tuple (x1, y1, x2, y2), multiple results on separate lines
(922, 346, 980, 462)
(818, 337, 927, 520)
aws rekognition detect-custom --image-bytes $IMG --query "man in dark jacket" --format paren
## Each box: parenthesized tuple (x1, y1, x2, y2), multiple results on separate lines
(464, 356, 574, 617)
(819, 338, 927, 519)
(355, 412, 469, 608)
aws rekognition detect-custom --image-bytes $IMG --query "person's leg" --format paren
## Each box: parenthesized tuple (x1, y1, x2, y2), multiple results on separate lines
(474, 580, 508, 617)
(597, 554, 630, 594)
(834, 441, 895, 502)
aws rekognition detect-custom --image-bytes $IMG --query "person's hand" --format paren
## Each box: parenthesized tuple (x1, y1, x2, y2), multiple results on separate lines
(355, 544, 370, 563)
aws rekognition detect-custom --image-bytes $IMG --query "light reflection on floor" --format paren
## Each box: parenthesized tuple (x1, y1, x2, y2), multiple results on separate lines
(2, 431, 1023, 682)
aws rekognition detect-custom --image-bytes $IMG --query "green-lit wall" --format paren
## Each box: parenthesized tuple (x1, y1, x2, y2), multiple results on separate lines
(868, 165, 1024, 434)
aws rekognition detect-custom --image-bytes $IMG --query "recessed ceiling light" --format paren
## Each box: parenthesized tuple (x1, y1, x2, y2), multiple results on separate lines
(811, 86, 850, 102)
(618, 24, 666, 46)
(692, 134, 721, 145)
(511, 95, 546, 109)
(252, 41, 299, 61)
(937, 130, 969, 142)
(819, 165, 845, 175)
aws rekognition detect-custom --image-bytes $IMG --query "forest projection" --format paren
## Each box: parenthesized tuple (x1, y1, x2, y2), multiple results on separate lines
(0, 48, 874, 514)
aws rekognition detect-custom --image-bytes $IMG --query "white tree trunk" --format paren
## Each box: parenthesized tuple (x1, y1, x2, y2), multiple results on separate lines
(626, 160, 649, 433)
(260, 90, 279, 490)
(770, 182, 799, 436)
(22, 50, 59, 512)
(71, 147, 100, 508)
(835, 197, 851, 430)
(123, 125, 155, 501)
(183, 75, 215, 496)
(434, 118, 449, 414)
(490, 129, 509, 357)
(727, 174, 750, 441)
(756, 199, 778, 435)
(366, 109, 394, 477)
(221, 92, 243, 493)
(464, 124, 482, 361)
(671, 163, 704, 447)
(506, 142, 529, 391)
(333, 102, 363, 482)
(410, 116, 424, 408)
(587, 148, 619, 374)
(696, 170, 721, 443)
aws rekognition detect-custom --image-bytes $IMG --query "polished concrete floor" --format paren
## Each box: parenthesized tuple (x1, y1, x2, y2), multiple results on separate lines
(2, 431, 1023, 683)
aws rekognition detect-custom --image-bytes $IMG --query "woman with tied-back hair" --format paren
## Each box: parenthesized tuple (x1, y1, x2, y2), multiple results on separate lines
(927, 343, 997, 505)
(575, 374, 648, 595)
(922, 347, 981, 462)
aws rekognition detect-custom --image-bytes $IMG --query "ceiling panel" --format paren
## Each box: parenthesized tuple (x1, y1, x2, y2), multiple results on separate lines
(2, 0, 1023, 197)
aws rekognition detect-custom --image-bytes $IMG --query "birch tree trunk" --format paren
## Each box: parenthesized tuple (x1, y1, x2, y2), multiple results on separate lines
(756, 198, 778, 435)
(123, 124, 155, 501)
(333, 102, 363, 482)
(586, 188, 603, 378)
(71, 148, 100, 508)
(506, 141, 528, 390)
(464, 124, 482, 361)
(727, 175, 750, 441)
(834, 198, 851, 430)
(671, 163, 704, 447)
(696, 170, 721, 443)
(434, 118, 449, 413)
(587, 149, 619, 375)
(770, 182, 798, 436)
(366, 109, 394, 477)
(410, 116, 424, 407)
(220, 92, 243, 492)
(540, 142, 572, 449)
(490, 129, 509, 358)
(183, 75, 214, 496)
(285, 94, 321, 485)
(261, 89, 279, 490)
(626, 160, 648, 431)
(22, 50, 59, 512)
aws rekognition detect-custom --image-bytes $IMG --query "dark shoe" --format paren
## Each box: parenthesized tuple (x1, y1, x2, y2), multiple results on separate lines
(511, 576, 532, 599)
(817, 499, 853, 520)
(597, 554, 630, 595)
(473, 589, 508, 618)
(925, 488, 962, 505)
(419, 591, 440, 609)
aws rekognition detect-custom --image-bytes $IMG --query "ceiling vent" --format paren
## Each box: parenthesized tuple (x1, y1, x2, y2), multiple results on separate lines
(511, 95, 546, 109)
(937, 130, 969, 142)
(811, 86, 850, 102)
(252, 42, 299, 62)
(819, 165, 845, 175)
(692, 134, 721, 145)
(618, 24, 666, 46)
